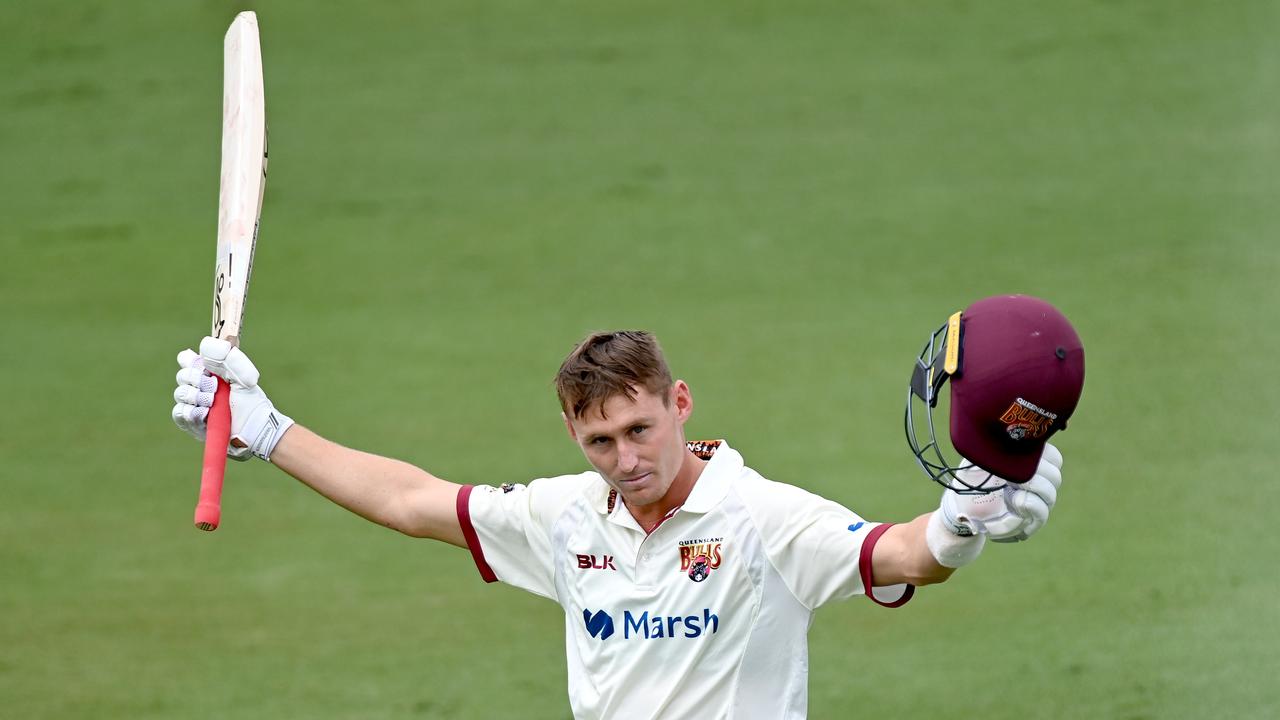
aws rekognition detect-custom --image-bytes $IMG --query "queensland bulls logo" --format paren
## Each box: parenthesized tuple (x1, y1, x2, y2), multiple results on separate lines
(687, 555, 712, 582)
(999, 397, 1057, 441)
(678, 537, 723, 583)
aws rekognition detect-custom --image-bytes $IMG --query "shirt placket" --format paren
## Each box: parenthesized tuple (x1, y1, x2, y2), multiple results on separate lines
(633, 510, 685, 590)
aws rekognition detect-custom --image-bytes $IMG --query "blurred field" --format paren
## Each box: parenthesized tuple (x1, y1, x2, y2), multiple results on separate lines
(2, 1, 1278, 718)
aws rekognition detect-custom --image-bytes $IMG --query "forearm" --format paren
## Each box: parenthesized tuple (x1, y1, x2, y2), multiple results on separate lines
(871, 512, 958, 587)
(270, 424, 466, 546)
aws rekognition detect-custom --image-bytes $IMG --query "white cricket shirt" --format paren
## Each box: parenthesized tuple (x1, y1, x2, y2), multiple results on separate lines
(456, 440, 913, 720)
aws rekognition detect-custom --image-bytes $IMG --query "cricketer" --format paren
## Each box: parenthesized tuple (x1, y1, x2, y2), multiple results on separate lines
(171, 293, 1084, 719)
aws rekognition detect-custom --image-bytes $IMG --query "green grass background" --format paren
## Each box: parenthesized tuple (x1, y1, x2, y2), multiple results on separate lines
(2, 1, 1277, 717)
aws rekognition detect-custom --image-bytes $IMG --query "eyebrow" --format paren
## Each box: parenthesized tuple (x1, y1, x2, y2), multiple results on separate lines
(583, 418, 652, 443)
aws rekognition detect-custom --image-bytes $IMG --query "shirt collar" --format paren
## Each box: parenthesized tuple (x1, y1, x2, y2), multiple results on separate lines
(584, 439, 742, 515)
(586, 476, 616, 515)
(680, 439, 740, 513)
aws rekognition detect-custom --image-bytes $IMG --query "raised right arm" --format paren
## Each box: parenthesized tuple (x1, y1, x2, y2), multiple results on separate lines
(173, 337, 465, 547)
(269, 425, 465, 546)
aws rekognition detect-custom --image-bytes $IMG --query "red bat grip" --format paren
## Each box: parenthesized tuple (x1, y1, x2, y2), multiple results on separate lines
(194, 377, 232, 531)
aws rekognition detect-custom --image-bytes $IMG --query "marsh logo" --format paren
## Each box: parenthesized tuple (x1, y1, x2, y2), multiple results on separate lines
(582, 609, 615, 640)
(581, 608, 720, 640)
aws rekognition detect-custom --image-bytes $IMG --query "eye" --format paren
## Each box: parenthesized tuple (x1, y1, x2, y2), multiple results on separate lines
(630, 425, 647, 436)
(590, 436, 610, 446)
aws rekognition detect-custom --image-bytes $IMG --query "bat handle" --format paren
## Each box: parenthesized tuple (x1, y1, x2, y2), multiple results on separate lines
(194, 377, 232, 531)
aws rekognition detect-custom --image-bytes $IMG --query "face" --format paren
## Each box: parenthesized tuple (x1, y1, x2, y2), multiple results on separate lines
(564, 381, 694, 511)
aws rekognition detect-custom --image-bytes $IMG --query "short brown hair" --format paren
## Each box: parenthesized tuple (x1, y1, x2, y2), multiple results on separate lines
(555, 331, 674, 419)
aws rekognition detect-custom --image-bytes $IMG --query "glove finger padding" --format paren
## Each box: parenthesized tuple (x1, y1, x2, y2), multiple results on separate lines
(1000, 491, 1050, 542)
(1019, 512, 1046, 539)
(976, 505, 1030, 539)
(1036, 457, 1063, 490)
(175, 367, 217, 395)
(199, 336, 261, 388)
(172, 402, 209, 440)
(1041, 442, 1063, 471)
(173, 384, 216, 408)
(1007, 486, 1050, 525)
(1020, 474, 1058, 509)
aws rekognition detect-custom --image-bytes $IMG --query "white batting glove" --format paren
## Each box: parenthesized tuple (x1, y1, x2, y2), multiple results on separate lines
(171, 337, 294, 461)
(938, 444, 1065, 543)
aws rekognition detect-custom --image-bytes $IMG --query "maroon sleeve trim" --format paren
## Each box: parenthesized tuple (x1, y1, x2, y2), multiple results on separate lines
(859, 522, 916, 608)
(457, 485, 497, 583)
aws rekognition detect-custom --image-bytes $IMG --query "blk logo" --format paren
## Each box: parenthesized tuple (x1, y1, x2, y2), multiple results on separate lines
(576, 553, 617, 571)
(583, 608, 615, 640)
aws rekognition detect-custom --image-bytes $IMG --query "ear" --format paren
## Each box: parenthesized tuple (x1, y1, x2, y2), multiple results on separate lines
(562, 411, 578, 441)
(672, 380, 693, 423)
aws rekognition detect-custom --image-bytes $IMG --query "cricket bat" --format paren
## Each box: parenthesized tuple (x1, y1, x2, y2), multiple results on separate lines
(195, 11, 268, 531)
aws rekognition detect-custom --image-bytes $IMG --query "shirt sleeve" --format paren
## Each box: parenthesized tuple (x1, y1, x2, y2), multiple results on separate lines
(737, 474, 914, 610)
(456, 475, 588, 600)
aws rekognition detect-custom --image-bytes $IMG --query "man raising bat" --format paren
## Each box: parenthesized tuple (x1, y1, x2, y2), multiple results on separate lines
(172, 293, 1084, 719)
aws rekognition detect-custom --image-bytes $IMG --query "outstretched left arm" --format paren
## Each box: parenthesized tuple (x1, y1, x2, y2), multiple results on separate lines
(870, 513, 957, 586)
(870, 444, 1066, 587)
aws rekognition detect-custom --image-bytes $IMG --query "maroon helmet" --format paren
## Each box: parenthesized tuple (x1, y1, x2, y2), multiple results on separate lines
(905, 295, 1085, 492)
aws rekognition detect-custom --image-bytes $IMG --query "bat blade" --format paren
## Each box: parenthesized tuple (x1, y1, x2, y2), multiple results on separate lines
(212, 10, 266, 346)
(196, 10, 268, 532)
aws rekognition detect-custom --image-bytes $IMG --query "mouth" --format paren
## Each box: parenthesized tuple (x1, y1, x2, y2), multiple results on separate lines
(619, 472, 651, 485)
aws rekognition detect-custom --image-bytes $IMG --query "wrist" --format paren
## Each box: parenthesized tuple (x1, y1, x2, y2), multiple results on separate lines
(247, 409, 294, 461)
(926, 509, 985, 568)
(938, 489, 978, 536)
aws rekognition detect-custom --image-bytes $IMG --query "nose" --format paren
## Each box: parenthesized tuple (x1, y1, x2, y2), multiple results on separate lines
(616, 440, 639, 474)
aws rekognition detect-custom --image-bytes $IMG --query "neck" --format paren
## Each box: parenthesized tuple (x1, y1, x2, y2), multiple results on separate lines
(630, 448, 707, 533)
